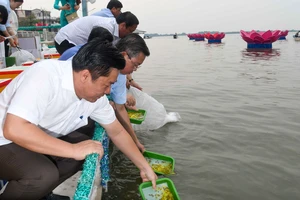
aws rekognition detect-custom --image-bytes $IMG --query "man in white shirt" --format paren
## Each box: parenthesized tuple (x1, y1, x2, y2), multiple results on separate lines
(59, 31, 150, 152)
(0, 38, 156, 199)
(92, 0, 122, 18)
(54, 11, 139, 55)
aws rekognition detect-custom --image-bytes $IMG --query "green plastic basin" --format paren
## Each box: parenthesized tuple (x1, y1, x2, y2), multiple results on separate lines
(143, 150, 175, 175)
(139, 177, 180, 200)
(127, 109, 147, 124)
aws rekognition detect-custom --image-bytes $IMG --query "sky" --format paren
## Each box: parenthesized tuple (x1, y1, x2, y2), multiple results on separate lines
(21, 0, 300, 34)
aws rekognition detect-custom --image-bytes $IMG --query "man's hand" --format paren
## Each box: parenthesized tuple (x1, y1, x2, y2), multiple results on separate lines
(136, 140, 145, 152)
(71, 140, 104, 160)
(125, 94, 138, 110)
(13, 37, 18, 46)
(140, 167, 157, 189)
(9, 38, 16, 47)
(0, 35, 5, 43)
(126, 94, 136, 107)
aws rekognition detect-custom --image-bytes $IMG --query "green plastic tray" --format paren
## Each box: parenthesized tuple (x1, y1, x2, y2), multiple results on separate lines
(127, 109, 147, 124)
(139, 178, 180, 200)
(143, 150, 175, 175)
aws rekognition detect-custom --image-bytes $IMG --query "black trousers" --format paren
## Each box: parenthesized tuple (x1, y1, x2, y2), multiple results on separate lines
(0, 32, 9, 57)
(0, 131, 90, 200)
(54, 39, 75, 55)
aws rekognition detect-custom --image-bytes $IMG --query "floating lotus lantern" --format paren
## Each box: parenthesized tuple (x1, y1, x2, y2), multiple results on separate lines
(278, 30, 288, 40)
(240, 30, 281, 49)
(204, 32, 225, 43)
(193, 34, 205, 41)
(187, 34, 195, 40)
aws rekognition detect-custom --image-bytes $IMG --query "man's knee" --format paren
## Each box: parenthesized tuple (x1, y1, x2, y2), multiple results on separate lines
(1, 163, 59, 199)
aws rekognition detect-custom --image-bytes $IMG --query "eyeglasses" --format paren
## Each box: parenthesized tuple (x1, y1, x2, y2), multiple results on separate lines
(127, 53, 141, 70)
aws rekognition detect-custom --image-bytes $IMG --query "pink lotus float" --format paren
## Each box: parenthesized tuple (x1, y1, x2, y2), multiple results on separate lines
(240, 30, 281, 49)
(187, 33, 205, 41)
(204, 32, 225, 43)
(187, 34, 195, 40)
(189, 33, 205, 41)
(278, 30, 288, 40)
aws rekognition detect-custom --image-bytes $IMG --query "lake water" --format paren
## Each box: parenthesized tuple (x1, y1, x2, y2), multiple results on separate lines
(102, 34, 300, 200)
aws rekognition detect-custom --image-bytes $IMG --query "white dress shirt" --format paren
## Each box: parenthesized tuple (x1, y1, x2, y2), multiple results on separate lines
(0, 60, 116, 146)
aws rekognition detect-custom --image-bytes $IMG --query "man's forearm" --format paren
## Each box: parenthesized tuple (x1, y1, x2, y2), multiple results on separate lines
(104, 120, 148, 170)
(7, 27, 16, 36)
(1, 30, 10, 37)
(4, 114, 75, 158)
(115, 104, 139, 143)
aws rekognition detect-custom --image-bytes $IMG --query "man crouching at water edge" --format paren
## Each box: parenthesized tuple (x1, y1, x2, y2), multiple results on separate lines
(0, 39, 157, 200)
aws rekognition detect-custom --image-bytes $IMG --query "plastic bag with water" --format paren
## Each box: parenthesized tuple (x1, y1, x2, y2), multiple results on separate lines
(10, 49, 36, 66)
(128, 87, 181, 131)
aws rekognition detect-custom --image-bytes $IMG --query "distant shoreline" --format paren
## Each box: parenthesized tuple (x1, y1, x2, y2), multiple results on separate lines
(145, 30, 298, 37)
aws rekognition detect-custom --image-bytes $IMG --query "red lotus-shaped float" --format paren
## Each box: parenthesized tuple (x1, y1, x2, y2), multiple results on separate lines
(187, 33, 205, 41)
(240, 30, 281, 49)
(193, 33, 205, 41)
(278, 30, 288, 40)
(204, 32, 225, 43)
(240, 30, 281, 44)
(187, 34, 195, 40)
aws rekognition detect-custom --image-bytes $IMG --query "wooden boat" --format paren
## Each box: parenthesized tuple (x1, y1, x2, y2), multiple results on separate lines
(293, 36, 300, 41)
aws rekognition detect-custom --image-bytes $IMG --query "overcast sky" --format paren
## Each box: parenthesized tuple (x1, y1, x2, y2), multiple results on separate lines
(21, 0, 299, 34)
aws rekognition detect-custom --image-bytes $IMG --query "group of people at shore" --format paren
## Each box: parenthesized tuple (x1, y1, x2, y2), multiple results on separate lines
(0, 1, 159, 199)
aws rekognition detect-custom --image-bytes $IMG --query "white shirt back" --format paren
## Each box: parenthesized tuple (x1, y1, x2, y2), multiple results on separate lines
(54, 16, 119, 45)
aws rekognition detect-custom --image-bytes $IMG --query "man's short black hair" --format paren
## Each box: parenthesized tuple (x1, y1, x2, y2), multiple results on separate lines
(88, 26, 114, 43)
(107, 0, 123, 9)
(116, 11, 139, 28)
(0, 5, 8, 25)
(73, 38, 125, 80)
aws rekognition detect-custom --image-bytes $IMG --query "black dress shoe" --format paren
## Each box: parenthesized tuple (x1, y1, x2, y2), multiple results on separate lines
(42, 192, 70, 200)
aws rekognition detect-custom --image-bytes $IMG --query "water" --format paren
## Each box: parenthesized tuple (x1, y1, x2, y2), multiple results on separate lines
(102, 34, 300, 200)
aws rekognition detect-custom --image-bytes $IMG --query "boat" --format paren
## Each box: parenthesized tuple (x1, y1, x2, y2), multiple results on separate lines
(294, 36, 300, 41)
(143, 35, 152, 39)
(173, 33, 178, 39)
(294, 31, 300, 41)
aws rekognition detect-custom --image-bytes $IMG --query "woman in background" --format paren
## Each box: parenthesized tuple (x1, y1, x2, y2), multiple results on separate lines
(0, 0, 23, 57)
(53, 0, 81, 27)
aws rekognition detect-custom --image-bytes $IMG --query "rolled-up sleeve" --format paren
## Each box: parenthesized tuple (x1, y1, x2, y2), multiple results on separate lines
(0, 24, 6, 31)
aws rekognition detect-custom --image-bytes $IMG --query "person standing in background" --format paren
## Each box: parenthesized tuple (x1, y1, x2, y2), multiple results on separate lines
(92, 0, 123, 18)
(53, 0, 81, 27)
(54, 12, 139, 55)
(0, 0, 23, 57)
(0, 5, 8, 42)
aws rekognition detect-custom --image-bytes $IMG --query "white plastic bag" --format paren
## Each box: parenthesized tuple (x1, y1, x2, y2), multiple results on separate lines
(128, 87, 181, 131)
(0, 42, 6, 69)
(10, 49, 35, 66)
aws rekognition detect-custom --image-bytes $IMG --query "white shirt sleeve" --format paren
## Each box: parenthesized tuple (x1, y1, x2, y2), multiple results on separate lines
(90, 96, 116, 125)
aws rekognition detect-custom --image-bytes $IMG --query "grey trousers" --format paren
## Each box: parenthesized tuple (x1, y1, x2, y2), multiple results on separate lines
(0, 131, 90, 200)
